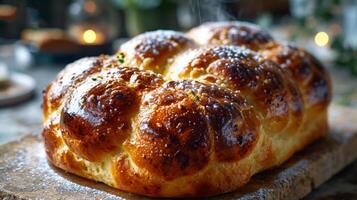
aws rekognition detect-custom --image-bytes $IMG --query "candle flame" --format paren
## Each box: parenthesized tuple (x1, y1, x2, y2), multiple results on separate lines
(314, 32, 329, 47)
(83, 29, 97, 44)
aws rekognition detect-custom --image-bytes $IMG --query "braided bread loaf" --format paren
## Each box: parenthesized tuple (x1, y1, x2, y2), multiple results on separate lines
(42, 21, 331, 197)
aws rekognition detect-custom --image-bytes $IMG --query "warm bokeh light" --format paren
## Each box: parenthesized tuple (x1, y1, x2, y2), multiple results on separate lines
(314, 31, 329, 47)
(84, 1, 96, 13)
(82, 29, 97, 44)
(0, 5, 17, 21)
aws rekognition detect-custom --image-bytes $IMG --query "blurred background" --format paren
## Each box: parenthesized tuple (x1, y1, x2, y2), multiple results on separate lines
(0, 0, 356, 66)
(0, 0, 356, 141)
(0, 1, 356, 198)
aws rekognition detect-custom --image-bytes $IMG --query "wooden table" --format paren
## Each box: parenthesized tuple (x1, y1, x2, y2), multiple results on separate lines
(1, 64, 357, 199)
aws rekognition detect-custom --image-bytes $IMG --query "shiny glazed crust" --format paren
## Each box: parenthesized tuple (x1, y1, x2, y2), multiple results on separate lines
(42, 21, 331, 197)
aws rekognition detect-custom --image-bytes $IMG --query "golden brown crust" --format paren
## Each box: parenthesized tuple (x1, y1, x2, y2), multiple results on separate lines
(132, 84, 211, 180)
(127, 80, 259, 181)
(119, 30, 195, 73)
(60, 67, 164, 161)
(168, 46, 303, 134)
(42, 57, 101, 115)
(42, 21, 332, 197)
(164, 80, 259, 163)
(262, 43, 331, 111)
(188, 21, 274, 50)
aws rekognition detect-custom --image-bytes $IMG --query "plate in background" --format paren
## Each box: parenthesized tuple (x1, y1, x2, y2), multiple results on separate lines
(0, 73, 35, 106)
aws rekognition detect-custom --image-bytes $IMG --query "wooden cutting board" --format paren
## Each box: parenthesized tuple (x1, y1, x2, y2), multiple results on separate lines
(1, 104, 357, 200)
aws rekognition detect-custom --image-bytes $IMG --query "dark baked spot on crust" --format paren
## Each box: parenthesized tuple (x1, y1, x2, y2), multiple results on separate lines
(210, 101, 259, 162)
(169, 80, 260, 162)
(44, 57, 102, 111)
(307, 74, 331, 107)
(61, 81, 136, 161)
(129, 80, 260, 179)
(189, 21, 274, 50)
(61, 67, 164, 161)
(179, 46, 303, 133)
(265, 44, 314, 82)
(131, 83, 210, 180)
(263, 43, 331, 109)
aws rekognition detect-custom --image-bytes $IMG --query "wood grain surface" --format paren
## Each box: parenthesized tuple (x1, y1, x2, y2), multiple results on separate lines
(1, 104, 357, 200)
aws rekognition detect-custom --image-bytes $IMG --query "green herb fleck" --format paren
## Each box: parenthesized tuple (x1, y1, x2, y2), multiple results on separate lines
(189, 91, 200, 101)
(91, 77, 97, 81)
(117, 52, 125, 64)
